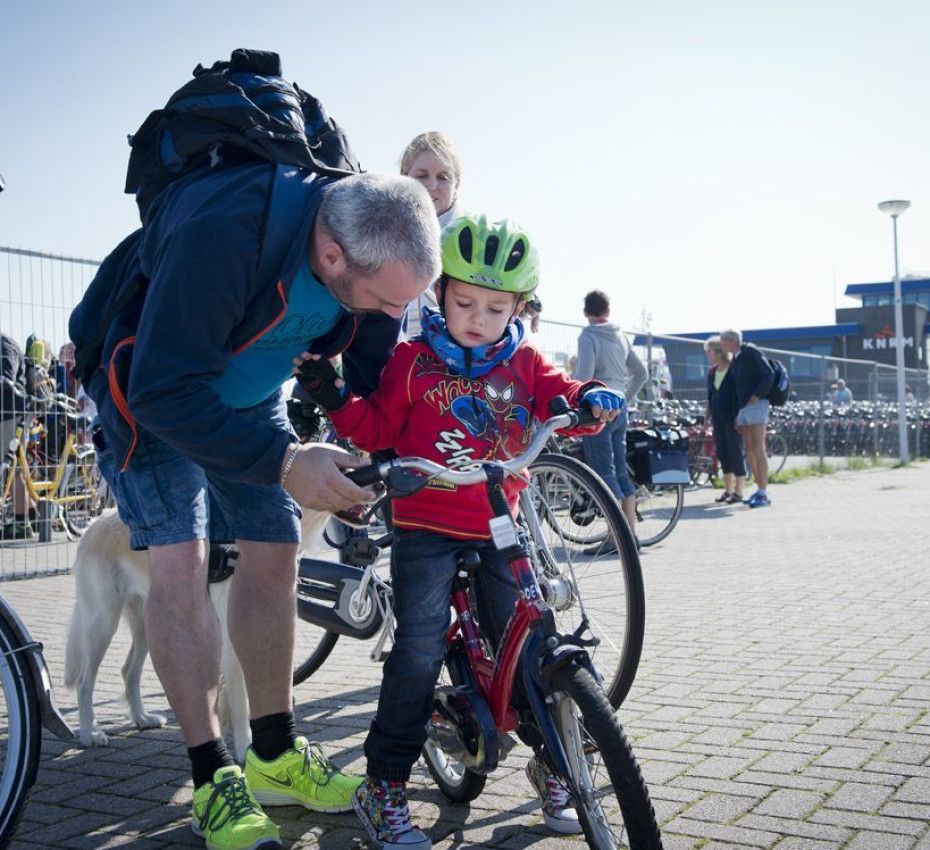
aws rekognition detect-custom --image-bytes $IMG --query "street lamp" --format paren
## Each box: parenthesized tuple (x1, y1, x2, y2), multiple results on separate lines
(877, 199, 911, 463)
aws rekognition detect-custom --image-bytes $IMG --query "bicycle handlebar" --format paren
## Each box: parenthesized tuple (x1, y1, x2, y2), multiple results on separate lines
(345, 400, 596, 489)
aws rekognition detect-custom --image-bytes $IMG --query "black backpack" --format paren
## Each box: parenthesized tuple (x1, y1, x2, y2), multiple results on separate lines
(71, 48, 361, 385)
(766, 358, 790, 406)
(126, 47, 360, 218)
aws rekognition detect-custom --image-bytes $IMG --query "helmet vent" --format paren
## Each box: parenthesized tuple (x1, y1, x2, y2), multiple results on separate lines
(484, 234, 500, 266)
(458, 227, 474, 262)
(504, 238, 526, 272)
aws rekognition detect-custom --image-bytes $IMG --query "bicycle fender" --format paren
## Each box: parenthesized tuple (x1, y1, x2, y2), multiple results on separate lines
(532, 634, 598, 691)
(0, 597, 73, 740)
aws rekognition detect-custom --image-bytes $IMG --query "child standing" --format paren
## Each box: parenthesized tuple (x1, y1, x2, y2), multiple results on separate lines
(297, 215, 624, 849)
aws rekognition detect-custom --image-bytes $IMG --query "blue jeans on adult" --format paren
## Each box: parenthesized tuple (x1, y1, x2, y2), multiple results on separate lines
(363, 529, 520, 782)
(581, 409, 635, 500)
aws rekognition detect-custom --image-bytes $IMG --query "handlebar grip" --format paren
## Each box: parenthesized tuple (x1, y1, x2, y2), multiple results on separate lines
(345, 464, 384, 487)
(575, 406, 598, 427)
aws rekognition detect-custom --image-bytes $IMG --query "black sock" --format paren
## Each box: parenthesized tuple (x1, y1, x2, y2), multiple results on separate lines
(188, 738, 235, 788)
(250, 712, 297, 762)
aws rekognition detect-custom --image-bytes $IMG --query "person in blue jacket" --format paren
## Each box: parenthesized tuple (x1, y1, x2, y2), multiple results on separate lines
(77, 163, 440, 850)
(719, 328, 774, 508)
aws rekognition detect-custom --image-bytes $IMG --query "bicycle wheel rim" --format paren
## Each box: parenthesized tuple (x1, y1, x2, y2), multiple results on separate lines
(524, 454, 645, 708)
(0, 620, 42, 841)
(635, 483, 683, 547)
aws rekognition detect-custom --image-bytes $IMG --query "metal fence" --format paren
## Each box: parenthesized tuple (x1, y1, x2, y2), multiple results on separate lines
(3, 244, 928, 577)
(1, 247, 100, 578)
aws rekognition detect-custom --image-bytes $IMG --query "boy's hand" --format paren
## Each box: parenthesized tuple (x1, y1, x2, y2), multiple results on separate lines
(580, 387, 625, 423)
(293, 353, 347, 411)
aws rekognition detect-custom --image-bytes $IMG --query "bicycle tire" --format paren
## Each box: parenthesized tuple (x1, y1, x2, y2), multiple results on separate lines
(422, 739, 487, 803)
(0, 614, 43, 844)
(61, 459, 106, 537)
(634, 483, 683, 547)
(523, 453, 645, 708)
(767, 432, 788, 475)
(550, 663, 663, 849)
(292, 626, 340, 686)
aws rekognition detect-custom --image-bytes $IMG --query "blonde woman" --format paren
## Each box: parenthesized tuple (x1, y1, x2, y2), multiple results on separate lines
(400, 132, 462, 336)
(704, 336, 746, 503)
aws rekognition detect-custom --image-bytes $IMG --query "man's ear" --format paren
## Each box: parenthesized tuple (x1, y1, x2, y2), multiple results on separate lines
(310, 224, 347, 281)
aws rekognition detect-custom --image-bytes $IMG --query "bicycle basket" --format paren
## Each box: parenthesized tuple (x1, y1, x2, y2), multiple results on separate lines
(627, 427, 690, 485)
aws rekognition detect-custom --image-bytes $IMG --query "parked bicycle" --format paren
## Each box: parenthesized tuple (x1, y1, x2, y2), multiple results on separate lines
(303, 400, 661, 848)
(2, 381, 107, 541)
(0, 591, 72, 843)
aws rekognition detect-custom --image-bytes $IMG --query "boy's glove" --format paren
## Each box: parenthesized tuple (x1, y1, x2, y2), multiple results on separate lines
(580, 386, 626, 413)
(295, 356, 348, 411)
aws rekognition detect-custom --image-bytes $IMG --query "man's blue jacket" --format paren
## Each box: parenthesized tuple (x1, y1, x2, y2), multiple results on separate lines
(86, 163, 401, 484)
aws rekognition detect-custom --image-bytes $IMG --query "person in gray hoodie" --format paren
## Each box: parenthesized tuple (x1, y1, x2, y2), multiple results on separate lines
(573, 290, 648, 542)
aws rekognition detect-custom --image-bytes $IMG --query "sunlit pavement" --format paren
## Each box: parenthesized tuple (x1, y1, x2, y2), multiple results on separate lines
(4, 461, 930, 848)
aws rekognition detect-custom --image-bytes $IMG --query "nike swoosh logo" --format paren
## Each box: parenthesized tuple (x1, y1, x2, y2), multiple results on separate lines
(255, 770, 294, 788)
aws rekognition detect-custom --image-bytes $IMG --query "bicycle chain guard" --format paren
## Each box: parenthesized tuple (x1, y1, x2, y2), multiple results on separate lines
(427, 640, 500, 775)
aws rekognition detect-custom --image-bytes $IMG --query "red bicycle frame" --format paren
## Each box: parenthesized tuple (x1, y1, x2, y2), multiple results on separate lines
(444, 546, 546, 733)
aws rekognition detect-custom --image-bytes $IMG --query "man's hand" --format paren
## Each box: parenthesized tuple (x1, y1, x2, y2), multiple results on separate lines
(282, 443, 377, 512)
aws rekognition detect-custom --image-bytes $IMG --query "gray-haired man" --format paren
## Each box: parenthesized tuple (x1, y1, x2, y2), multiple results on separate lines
(79, 165, 440, 850)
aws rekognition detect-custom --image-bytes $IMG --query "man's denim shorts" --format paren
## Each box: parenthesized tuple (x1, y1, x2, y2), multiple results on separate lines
(96, 394, 301, 551)
(736, 399, 770, 428)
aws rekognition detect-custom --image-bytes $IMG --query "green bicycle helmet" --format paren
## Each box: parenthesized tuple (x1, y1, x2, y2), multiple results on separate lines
(440, 215, 539, 299)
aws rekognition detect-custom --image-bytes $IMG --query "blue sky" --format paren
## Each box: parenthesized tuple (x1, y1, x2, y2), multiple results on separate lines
(2, 0, 928, 335)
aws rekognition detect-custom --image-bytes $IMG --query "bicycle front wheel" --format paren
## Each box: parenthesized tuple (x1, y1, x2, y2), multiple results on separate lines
(634, 483, 683, 547)
(523, 453, 645, 708)
(0, 614, 43, 843)
(550, 663, 663, 849)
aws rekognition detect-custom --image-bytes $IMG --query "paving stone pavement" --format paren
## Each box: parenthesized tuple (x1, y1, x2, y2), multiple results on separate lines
(3, 461, 929, 849)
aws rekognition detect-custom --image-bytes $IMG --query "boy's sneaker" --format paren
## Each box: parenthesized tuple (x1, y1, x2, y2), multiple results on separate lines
(526, 754, 582, 834)
(353, 778, 431, 848)
(245, 736, 362, 812)
(190, 765, 282, 850)
(745, 491, 771, 508)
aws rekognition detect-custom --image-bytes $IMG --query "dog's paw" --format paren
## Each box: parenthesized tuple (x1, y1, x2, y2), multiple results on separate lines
(134, 711, 166, 730)
(80, 727, 110, 747)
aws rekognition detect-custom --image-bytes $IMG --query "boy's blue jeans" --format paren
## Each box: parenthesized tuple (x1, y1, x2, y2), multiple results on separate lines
(364, 528, 520, 782)
(581, 409, 636, 499)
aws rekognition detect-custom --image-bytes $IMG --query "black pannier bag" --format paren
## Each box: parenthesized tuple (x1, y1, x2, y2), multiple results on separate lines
(627, 426, 690, 486)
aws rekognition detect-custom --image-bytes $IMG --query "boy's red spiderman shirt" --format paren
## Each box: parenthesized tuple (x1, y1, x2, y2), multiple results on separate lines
(329, 339, 602, 539)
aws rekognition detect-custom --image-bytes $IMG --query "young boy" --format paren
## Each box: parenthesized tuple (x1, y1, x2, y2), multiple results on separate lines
(297, 215, 624, 849)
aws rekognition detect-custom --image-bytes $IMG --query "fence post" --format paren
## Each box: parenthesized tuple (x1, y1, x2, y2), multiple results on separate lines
(873, 363, 880, 457)
(818, 356, 826, 468)
(646, 331, 654, 397)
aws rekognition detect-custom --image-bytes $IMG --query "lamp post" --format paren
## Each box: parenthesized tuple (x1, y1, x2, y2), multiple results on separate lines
(877, 199, 911, 463)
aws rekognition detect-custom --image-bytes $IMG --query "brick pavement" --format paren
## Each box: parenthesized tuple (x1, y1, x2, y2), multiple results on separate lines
(3, 461, 929, 849)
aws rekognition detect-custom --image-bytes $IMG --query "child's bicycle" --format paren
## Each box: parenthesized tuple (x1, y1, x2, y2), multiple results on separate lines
(292, 412, 647, 713)
(331, 398, 662, 848)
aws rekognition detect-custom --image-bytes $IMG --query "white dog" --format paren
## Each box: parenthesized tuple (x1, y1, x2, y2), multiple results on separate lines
(64, 508, 330, 762)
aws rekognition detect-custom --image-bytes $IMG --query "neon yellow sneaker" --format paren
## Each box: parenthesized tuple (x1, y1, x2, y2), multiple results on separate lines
(245, 736, 363, 813)
(190, 765, 282, 850)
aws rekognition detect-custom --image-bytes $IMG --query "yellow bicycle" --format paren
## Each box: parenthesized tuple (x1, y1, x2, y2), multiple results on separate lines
(1, 392, 106, 541)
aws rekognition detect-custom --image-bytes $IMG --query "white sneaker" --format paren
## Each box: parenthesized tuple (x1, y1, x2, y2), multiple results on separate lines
(526, 754, 582, 834)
